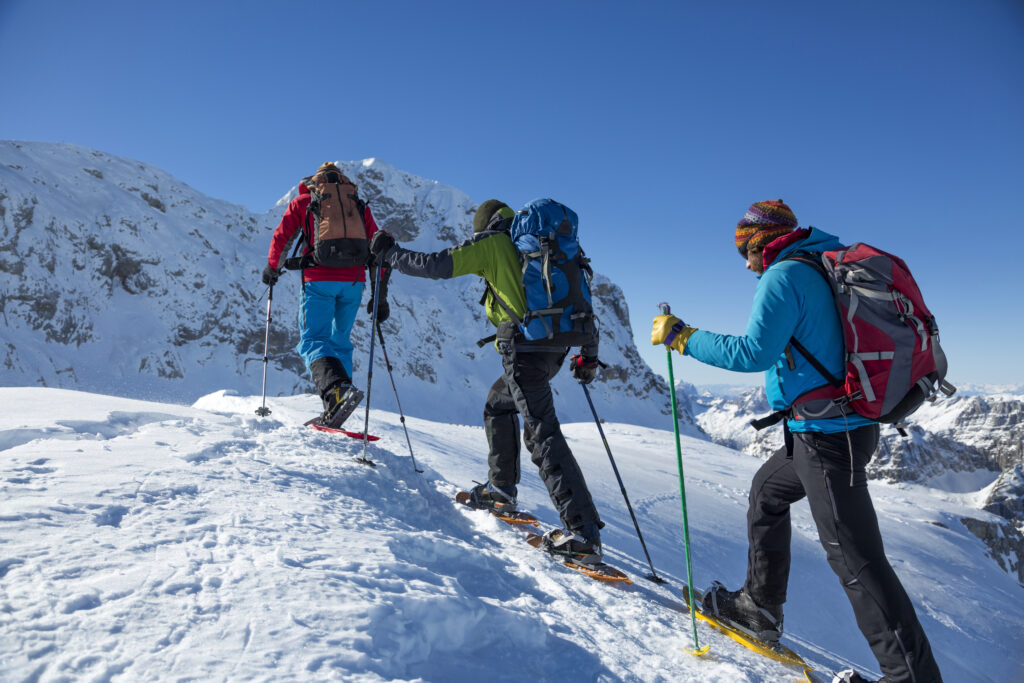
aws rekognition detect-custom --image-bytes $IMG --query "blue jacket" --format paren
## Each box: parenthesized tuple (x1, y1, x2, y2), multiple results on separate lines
(684, 228, 875, 433)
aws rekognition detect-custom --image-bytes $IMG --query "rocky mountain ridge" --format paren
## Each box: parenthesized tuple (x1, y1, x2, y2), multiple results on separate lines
(0, 140, 699, 433)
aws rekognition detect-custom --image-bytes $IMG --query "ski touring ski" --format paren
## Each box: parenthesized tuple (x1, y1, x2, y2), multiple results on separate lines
(682, 584, 818, 680)
(525, 533, 632, 584)
(304, 417, 380, 441)
(454, 491, 539, 526)
(304, 417, 380, 467)
(455, 491, 632, 585)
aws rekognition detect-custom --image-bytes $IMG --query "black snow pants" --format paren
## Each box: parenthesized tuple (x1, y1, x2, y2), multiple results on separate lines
(482, 341, 602, 540)
(744, 423, 942, 683)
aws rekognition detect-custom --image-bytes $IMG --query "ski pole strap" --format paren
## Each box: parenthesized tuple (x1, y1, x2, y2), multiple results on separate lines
(663, 320, 688, 347)
(750, 409, 789, 431)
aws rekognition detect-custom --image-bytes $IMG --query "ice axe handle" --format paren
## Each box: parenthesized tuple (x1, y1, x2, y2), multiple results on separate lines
(658, 302, 671, 316)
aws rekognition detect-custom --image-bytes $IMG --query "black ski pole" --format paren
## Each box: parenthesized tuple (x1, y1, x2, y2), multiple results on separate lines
(359, 264, 384, 464)
(255, 282, 275, 417)
(579, 382, 666, 585)
(376, 323, 423, 473)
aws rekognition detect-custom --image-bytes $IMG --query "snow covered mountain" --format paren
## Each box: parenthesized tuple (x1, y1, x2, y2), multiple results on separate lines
(691, 383, 1024, 582)
(2, 387, 1022, 682)
(0, 140, 697, 433)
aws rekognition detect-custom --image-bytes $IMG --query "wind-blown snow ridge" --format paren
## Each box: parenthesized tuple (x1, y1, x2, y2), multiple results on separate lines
(1, 387, 1021, 682)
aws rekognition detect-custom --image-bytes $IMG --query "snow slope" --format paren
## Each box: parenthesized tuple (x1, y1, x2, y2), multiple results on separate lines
(2, 388, 1021, 682)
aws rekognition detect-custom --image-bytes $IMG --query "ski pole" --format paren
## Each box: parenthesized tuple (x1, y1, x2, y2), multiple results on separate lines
(659, 302, 708, 656)
(376, 322, 423, 473)
(360, 264, 384, 463)
(255, 282, 275, 417)
(579, 382, 665, 585)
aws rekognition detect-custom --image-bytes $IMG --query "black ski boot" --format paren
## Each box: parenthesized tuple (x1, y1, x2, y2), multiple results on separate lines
(468, 482, 518, 513)
(320, 382, 364, 429)
(541, 529, 603, 566)
(311, 357, 363, 428)
(701, 581, 784, 644)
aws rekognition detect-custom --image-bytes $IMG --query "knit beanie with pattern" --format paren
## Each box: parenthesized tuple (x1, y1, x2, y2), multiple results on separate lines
(473, 199, 512, 233)
(735, 199, 798, 256)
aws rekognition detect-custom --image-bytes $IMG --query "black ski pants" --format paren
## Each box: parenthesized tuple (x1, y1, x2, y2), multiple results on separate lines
(483, 342, 602, 539)
(745, 424, 942, 683)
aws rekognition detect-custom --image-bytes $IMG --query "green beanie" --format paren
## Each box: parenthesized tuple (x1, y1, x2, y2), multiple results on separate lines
(473, 199, 512, 233)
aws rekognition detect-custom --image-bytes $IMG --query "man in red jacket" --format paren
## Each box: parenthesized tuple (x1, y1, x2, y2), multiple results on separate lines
(262, 162, 388, 428)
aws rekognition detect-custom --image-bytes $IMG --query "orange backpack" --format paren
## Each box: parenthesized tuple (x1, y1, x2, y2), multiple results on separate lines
(303, 169, 370, 268)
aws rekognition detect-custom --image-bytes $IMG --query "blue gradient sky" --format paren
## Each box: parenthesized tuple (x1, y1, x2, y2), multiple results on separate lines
(2, 0, 1022, 387)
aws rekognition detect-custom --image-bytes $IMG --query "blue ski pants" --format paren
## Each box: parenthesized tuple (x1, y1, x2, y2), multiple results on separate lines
(296, 280, 365, 378)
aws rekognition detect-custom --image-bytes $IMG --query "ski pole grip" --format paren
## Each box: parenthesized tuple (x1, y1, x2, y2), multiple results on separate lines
(658, 302, 671, 316)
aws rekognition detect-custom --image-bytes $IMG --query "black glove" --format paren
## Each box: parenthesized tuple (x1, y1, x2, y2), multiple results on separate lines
(262, 265, 281, 286)
(570, 354, 603, 384)
(367, 282, 390, 323)
(369, 230, 396, 258)
(368, 298, 390, 323)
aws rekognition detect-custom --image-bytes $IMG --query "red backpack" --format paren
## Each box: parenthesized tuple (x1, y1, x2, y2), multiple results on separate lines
(769, 244, 956, 433)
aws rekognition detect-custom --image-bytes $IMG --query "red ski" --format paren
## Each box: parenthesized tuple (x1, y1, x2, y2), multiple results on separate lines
(304, 417, 380, 441)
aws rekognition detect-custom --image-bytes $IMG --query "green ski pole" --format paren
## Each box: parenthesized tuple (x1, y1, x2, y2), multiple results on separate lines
(659, 302, 709, 657)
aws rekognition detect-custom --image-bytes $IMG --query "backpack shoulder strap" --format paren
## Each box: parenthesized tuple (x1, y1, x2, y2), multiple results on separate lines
(780, 250, 843, 388)
(789, 337, 843, 387)
(485, 281, 523, 327)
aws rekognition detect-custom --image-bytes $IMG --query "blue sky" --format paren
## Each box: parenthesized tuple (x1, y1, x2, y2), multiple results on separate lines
(2, 0, 1022, 388)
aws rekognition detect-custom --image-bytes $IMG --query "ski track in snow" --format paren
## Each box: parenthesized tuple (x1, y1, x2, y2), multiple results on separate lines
(1, 388, 1022, 682)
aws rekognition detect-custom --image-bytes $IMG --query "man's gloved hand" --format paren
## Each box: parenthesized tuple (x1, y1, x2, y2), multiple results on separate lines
(367, 296, 390, 323)
(369, 231, 396, 258)
(570, 354, 603, 384)
(367, 279, 391, 323)
(651, 314, 697, 354)
(262, 265, 281, 286)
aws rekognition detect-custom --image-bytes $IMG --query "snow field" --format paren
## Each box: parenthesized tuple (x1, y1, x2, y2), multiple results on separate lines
(1, 388, 1021, 682)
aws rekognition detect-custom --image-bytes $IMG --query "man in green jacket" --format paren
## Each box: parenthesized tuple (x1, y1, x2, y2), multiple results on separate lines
(369, 199, 605, 565)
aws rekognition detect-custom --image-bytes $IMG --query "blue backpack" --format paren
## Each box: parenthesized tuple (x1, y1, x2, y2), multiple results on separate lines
(506, 198, 598, 347)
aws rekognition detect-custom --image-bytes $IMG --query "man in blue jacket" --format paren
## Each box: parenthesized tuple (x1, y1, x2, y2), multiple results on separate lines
(651, 200, 941, 683)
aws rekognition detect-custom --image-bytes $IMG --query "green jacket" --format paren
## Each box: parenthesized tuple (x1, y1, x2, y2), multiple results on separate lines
(382, 229, 528, 327)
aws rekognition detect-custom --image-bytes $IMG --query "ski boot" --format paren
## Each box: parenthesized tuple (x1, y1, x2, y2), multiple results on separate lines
(540, 528, 603, 566)
(701, 581, 784, 644)
(320, 382, 364, 429)
(468, 482, 518, 513)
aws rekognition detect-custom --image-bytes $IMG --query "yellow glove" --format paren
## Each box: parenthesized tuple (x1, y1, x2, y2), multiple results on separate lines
(651, 314, 697, 354)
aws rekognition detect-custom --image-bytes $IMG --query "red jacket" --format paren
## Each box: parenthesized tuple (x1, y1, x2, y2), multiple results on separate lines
(267, 182, 380, 283)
